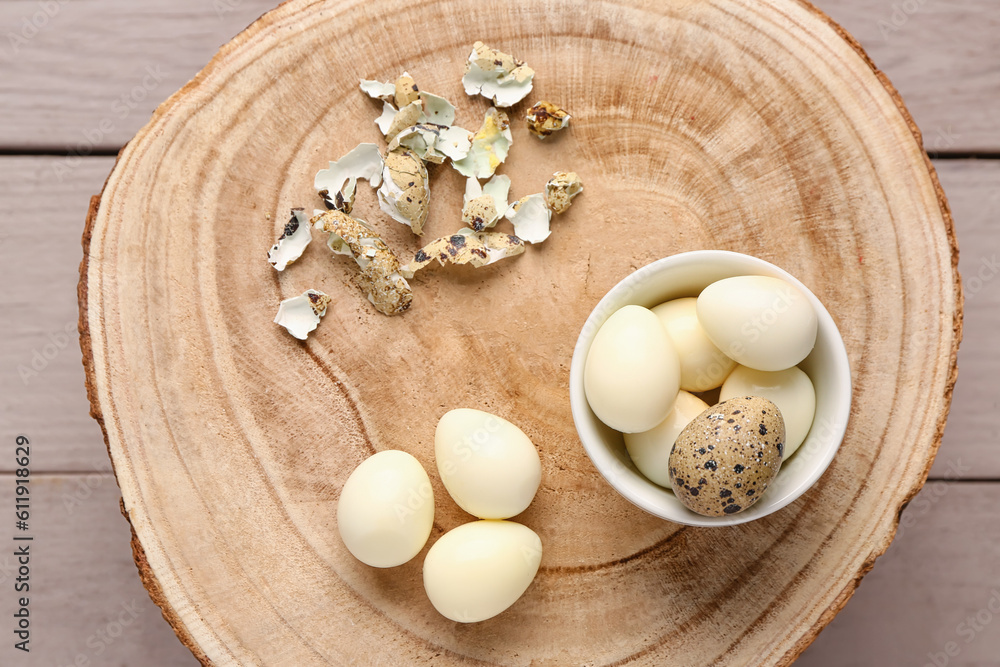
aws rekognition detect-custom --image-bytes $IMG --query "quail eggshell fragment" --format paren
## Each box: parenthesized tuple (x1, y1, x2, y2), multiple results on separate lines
(314, 143, 384, 213)
(697, 276, 818, 372)
(393, 72, 420, 107)
(273, 289, 331, 340)
(383, 100, 424, 142)
(504, 194, 552, 244)
(652, 298, 737, 392)
(359, 78, 397, 103)
(584, 305, 682, 433)
(463, 175, 510, 231)
(400, 228, 524, 278)
(418, 92, 457, 127)
(337, 450, 434, 568)
(526, 101, 571, 139)
(378, 147, 430, 235)
(544, 171, 583, 215)
(435, 408, 542, 519)
(267, 208, 312, 271)
(721, 365, 816, 458)
(668, 396, 785, 517)
(388, 123, 473, 164)
(423, 520, 542, 623)
(462, 41, 535, 107)
(624, 391, 710, 489)
(452, 108, 512, 179)
(361, 76, 457, 127)
(312, 210, 413, 315)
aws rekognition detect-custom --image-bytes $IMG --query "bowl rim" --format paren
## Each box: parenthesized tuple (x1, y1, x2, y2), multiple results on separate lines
(569, 250, 853, 527)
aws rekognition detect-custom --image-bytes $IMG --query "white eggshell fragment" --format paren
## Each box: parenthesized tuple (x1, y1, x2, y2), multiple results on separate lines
(720, 365, 816, 458)
(435, 409, 542, 519)
(389, 123, 473, 165)
(652, 298, 737, 392)
(267, 208, 313, 271)
(274, 289, 331, 340)
(337, 450, 434, 568)
(423, 520, 542, 623)
(696, 276, 818, 372)
(418, 92, 457, 126)
(452, 108, 512, 179)
(359, 78, 397, 103)
(462, 41, 535, 107)
(584, 305, 681, 433)
(623, 391, 710, 488)
(314, 143, 384, 213)
(504, 194, 552, 244)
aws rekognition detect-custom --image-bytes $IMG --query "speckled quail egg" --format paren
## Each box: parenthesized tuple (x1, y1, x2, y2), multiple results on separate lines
(668, 396, 785, 517)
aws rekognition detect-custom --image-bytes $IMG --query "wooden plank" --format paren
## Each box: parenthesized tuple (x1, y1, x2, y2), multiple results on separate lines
(798, 482, 1000, 666)
(0, 0, 997, 151)
(930, 161, 1000, 479)
(820, 0, 1000, 154)
(0, 157, 116, 473)
(0, 474, 196, 666)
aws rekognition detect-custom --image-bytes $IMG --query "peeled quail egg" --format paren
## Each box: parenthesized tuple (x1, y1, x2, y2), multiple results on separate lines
(423, 520, 542, 623)
(652, 297, 736, 392)
(624, 390, 709, 488)
(721, 365, 816, 459)
(584, 305, 681, 433)
(696, 276, 818, 372)
(435, 409, 541, 519)
(337, 450, 434, 568)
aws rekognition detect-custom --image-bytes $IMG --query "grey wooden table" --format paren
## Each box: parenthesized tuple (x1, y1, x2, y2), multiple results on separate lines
(0, 1, 997, 665)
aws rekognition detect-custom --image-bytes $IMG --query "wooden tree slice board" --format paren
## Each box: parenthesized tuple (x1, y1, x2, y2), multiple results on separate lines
(79, 0, 962, 665)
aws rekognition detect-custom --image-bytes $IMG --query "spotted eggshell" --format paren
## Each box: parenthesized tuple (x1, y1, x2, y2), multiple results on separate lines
(668, 396, 785, 517)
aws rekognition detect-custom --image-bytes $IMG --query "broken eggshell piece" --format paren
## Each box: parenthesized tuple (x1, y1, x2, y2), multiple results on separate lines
(544, 171, 583, 214)
(268, 208, 312, 271)
(463, 175, 510, 231)
(312, 210, 413, 316)
(526, 101, 571, 139)
(400, 228, 524, 279)
(418, 92, 457, 127)
(274, 289, 331, 340)
(505, 194, 552, 244)
(314, 143, 384, 213)
(381, 100, 424, 142)
(452, 108, 512, 180)
(462, 41, 535, 107)
(393, 72, 420, 107)
(388, 124, 472, 165)
(359, 78, 397, 103)
(378, 147, 430, 236)
(362, 75, 458, 134)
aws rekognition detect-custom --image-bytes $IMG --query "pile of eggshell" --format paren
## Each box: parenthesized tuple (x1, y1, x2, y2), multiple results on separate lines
(337, 408, 543, 622)
(584, 275, 819, 516)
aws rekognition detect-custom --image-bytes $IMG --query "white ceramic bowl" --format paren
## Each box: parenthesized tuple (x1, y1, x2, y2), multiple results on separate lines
(569, 251, 852, 526)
